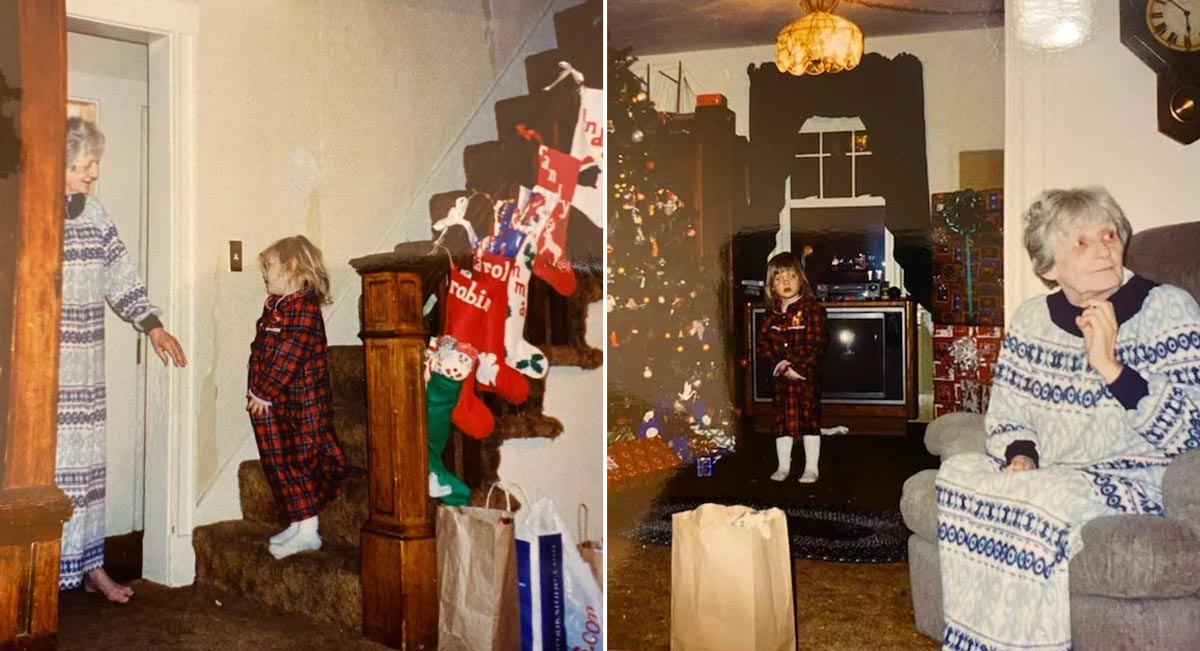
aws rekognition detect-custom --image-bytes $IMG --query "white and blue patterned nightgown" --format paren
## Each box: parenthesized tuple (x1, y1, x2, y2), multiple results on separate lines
(57, 194, 160, 590)
(936, 273, 1200, 651)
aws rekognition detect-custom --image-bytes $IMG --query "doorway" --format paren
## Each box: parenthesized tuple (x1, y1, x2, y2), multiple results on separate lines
(67, 30, 151, 580)
(65, 0, 198, 586)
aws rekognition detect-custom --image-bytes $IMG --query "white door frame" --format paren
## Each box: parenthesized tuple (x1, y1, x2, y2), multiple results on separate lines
(66, 0, 198, 586)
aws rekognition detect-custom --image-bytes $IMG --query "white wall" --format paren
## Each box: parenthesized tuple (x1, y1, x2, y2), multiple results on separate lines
(1003, 0, 1200, 319)
(639, 27, 1006, 196)
(501, 301, 605, 538)
(182, 0, 603, 541)
(67, 32, 149, 537)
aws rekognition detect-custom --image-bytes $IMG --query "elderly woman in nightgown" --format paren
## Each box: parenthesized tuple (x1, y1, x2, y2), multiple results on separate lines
(936, 187, 1200, 650)
(58, 117, 187, 603)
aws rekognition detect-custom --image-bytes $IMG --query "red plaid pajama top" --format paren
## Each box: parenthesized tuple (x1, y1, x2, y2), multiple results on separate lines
(248, 292, 346, 522)
(758, 295, 828, 438)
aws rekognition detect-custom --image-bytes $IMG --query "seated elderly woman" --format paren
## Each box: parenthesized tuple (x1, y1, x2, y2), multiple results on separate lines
(935, 187, 1200, 650)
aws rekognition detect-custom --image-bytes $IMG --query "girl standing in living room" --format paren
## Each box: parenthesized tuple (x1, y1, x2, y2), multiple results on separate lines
(246, 235, 346, 559)
(758, 251, 829, 483)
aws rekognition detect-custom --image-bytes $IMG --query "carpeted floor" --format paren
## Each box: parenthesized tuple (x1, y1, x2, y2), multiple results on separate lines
(58, 581, 389, 651)
(608, 537, 939, 651)
(608, 428, 942, 649)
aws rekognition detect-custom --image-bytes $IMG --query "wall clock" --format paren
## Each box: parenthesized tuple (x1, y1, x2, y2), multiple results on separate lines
(1120, 0, 1200, 144)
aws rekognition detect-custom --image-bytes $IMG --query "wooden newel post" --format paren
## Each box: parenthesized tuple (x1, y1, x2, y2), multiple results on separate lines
(1, 1, 76, 648)
(352, 250, 446, 650)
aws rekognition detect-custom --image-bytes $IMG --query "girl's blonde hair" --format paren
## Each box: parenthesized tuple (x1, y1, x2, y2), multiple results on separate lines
(259, 235, 331, 304)
(764, 251, 812, 307)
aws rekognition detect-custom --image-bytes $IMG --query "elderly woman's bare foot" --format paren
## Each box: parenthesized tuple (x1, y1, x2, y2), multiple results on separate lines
(83, 569, 133, 603)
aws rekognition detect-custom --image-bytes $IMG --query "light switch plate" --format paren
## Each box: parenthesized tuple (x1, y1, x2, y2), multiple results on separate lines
(230, 240, 243, 272)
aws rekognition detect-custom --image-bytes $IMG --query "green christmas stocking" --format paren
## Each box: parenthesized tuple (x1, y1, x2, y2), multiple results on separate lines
(426, 364, 472, 506)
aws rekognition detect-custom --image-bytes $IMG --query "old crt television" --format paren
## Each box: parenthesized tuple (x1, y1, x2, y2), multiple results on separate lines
(747, 301, 916, 419)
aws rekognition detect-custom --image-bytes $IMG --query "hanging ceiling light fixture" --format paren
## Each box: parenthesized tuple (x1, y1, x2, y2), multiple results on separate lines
(776, 0, 865, 76)
(1013, 0, 1095, 50)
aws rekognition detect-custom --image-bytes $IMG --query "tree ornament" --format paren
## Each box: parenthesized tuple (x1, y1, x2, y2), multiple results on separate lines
(631, 129, 644, 143)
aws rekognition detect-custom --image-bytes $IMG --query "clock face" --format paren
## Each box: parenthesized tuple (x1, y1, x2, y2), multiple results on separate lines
(1146, 0, 1200, 52)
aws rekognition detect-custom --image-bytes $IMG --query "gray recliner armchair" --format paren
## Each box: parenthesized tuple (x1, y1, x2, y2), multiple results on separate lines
(900, 221, 1200, 650)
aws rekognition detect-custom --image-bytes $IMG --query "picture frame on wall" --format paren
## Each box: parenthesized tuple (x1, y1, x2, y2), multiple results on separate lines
(66, 97, 99, 193)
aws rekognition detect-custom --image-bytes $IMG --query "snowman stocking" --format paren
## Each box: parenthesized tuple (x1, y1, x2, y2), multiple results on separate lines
(444, 263, 529, 408)
(570, 87, 604, 228)
(424, 340, 473, 505)
(426, 336, 495, 440)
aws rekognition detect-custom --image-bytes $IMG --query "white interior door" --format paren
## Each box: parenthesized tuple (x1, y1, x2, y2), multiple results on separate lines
(67, 31, 150, 537)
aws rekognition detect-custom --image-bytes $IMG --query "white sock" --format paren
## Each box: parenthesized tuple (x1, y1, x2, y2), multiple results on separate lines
(770, 436, 793, 481)
(269, 522, 299, 545)
(799, 435, 821, 483)
(296, 515, 319, 539)
(429, 471, 451, 498)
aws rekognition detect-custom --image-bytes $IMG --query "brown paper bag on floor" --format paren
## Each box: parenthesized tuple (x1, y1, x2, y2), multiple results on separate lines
(670, 503, 795, 651)
(436, 484, 522, 651)
(577, 504, 604, 591)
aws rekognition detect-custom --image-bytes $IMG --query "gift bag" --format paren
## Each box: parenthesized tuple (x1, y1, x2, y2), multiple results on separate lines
(670, 504, 795, 651)
(577, 504, 604, 591)
(437, 484, 523, 651)
(515, 498, 604, 651)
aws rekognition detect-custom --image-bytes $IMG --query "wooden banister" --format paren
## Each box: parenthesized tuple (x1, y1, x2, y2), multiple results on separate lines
(350, 246, 448, 650)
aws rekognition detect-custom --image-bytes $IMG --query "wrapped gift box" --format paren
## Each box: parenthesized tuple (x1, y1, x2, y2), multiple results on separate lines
(931, 189, 1004, 326)
(607, 438, 686, 488)
(932, 324, 1004, 418)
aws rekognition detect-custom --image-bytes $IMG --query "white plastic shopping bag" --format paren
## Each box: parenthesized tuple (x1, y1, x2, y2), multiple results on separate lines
(515, 498, 603, 651)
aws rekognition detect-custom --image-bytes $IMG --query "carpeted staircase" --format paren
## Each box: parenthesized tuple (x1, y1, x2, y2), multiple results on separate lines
(193, 0, 601, 634)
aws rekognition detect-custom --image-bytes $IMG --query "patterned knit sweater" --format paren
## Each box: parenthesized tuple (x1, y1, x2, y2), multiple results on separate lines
(984, 273, 1200, 514)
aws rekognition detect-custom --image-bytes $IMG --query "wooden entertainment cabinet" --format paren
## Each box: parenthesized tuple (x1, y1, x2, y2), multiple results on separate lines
(738, 298, 918, 436)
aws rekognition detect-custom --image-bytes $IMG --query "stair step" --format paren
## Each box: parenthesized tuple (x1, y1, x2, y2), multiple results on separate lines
(494, 85, 579, 152)
(552, 0, 603, 88)
(194, 520, 361, 633)
(428, 190, 500, 258)
(328, 345, 365, 409)
(335, 404, 368, 469)
(238, 459, 369, 549)
(525, 48, 570, 95)
(461, 140, 537, 200)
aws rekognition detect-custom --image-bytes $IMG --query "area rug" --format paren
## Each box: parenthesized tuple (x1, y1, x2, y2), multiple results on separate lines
(621, 498, 911, 563)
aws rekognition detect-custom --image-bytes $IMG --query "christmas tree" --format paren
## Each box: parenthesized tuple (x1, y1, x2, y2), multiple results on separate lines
(606, 48, 733, 466)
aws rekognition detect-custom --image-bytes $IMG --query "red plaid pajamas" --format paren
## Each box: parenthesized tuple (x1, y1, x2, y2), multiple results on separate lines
(248, 293, 346, 522)
(758, 296, 828, 438)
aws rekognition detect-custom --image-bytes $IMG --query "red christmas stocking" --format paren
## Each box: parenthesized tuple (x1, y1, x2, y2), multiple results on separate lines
(426, 336, 495, 440)
(444, 263, 529, 407)
(532, 147, 580, 296)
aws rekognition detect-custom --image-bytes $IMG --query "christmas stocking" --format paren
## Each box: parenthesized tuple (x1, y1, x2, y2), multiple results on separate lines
(444, 263, 529, 409)
(425, 347, 472, 506)
(484, 199, 526, 259)
(532, 147, 580, 296)
(505, 239, 548, 378)
(570, 87, 604, 228)
(426, 336, 495, 440)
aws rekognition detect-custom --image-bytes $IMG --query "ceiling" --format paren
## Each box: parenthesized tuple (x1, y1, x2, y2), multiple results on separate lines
(608, 0, 1005, 56)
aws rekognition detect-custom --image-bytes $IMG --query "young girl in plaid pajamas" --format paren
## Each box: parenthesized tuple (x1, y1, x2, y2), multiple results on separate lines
(246, 235, 346, 559)
(758, 252, 829, 483)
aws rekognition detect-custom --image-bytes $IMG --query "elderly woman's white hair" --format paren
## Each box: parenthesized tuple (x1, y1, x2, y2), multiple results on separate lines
(65, 117, 105, 169)
(1023, 186, 1132, 289)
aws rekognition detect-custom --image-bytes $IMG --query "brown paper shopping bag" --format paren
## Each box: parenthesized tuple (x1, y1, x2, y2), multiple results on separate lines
(670, 503, 795, 651)
(577, 503, 604, 591)
(436, 484, 523, 651)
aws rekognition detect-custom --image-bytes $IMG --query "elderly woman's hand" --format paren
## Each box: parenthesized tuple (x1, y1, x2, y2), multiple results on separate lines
(1076, 299, 1123, 382)
(148, 327, 188, 368)
(1003, 455, 1036, 472)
